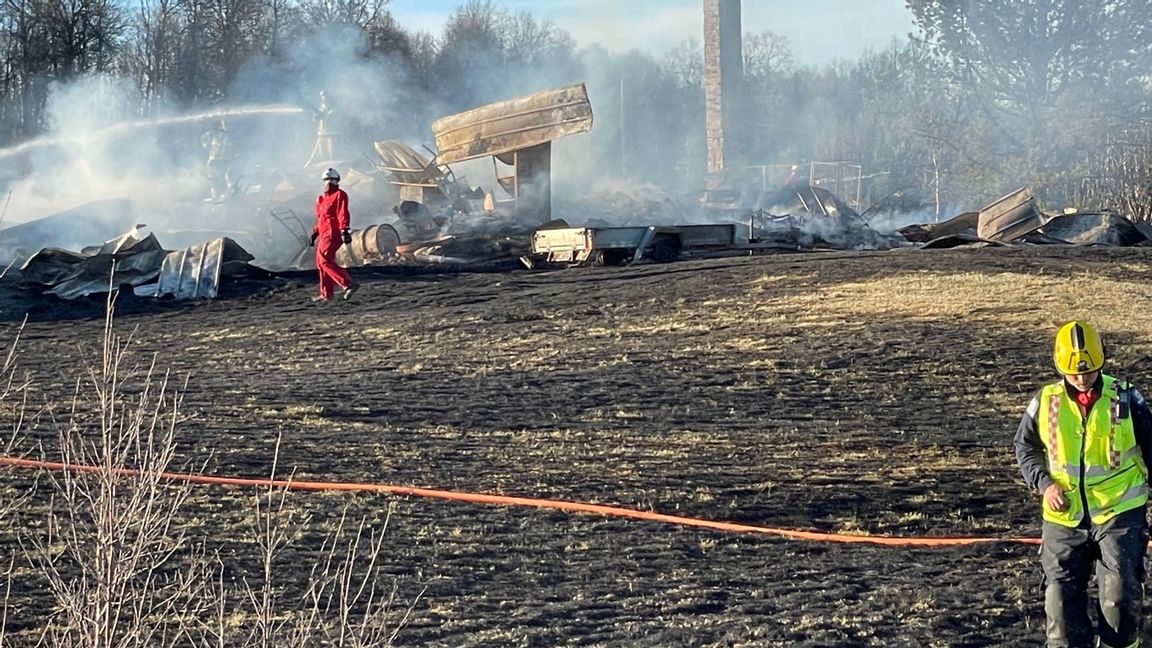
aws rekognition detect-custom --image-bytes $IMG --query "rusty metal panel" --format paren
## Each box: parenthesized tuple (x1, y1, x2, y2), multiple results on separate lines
(977, 187, 1045, 242)
(431, 83, 593, 165)
(155, 238, 253, 300)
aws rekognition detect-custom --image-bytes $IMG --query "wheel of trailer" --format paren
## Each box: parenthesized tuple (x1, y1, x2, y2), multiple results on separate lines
(649, 238, 681, 263)
(594, 249, 630, 266)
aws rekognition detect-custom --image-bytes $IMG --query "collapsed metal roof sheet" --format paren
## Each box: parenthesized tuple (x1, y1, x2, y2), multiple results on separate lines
(1040, 212, 1149, 246)
(20, 248, 90, 285)
(21, 226, 256, 301)
(431, 83, 594, 165)
(976, 187, 1045, 242)
(373, 140, 442, 187)
(46, 248, 168, 300)
(21, 229, 167, 299)
(155, 237, 254, 300)
(81, 224, 155, 256)
(928, 211, 979, 239)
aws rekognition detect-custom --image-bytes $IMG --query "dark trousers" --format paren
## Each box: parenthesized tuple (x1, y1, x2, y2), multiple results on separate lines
(1041, 506, 1147, 648)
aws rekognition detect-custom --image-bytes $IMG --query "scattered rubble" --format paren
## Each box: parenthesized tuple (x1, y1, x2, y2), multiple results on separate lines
(751, 182, 908, 251)
(902, 187, 1151, 249)
(4, 79, 1151, 307)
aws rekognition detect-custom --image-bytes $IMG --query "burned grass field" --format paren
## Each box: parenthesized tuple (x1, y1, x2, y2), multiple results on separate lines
(5, 246, 1152, 646)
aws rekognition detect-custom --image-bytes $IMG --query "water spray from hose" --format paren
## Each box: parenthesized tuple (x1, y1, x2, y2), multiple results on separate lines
(0, 105, 307, 162)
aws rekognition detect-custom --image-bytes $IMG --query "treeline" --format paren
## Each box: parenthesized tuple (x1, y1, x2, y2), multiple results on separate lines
(1, 0, 1151, 217)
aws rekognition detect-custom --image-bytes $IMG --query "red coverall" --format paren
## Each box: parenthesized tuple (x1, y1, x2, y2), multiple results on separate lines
(313, 187, 352, 300)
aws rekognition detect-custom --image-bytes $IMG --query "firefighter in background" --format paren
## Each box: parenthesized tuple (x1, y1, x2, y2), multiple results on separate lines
(309, 168, 357, 302)
(781, 164, 799, 187)
(202, 118, 232, 201)
(1014, 321, 1152, 648)
(305, 91, 335, 167)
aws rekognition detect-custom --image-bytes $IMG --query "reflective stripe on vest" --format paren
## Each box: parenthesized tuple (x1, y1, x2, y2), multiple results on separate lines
(1037, 375, 1148, 527)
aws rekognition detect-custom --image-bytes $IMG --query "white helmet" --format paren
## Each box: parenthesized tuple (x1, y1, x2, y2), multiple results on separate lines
(322, 168, 340, 182)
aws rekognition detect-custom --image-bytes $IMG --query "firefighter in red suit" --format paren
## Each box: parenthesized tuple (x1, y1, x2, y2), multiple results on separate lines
(309, 168, 357, 302)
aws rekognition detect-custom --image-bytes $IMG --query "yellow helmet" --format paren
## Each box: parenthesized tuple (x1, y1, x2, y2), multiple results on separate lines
(1053, 321, 1105, 375)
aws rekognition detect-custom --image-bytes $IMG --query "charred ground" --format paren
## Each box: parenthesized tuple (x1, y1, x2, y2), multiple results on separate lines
(5, 246, 1152, 646)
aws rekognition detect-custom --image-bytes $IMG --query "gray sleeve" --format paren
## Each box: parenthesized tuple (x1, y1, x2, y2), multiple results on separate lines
(1013, 391, 1055, 494)
(1129, 387, 1152, 473)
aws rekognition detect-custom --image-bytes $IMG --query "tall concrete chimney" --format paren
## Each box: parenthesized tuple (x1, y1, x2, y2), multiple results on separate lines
(703, 0, 745, 175)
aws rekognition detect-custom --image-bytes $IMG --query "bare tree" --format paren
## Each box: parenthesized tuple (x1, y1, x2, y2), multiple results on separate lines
(405, 28, 435, 90)
(297, 0, 385, 31)
(201, 0, 268, 92)
(907, 0, 1152, 205)
(504, 10, 575, 70)
(0, 0, 40, 137)
(27, 0, 126, 77)
(256, 0, 295, 55)
(122, 0, 185, 108)
(430, 0, 507, 107)
(743, 30, 791, 83)
(364, 10, 411, 60)
(0, 0, 127, 135)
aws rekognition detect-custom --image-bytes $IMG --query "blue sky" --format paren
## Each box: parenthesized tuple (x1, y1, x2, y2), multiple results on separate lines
(388, 0, 918, 66)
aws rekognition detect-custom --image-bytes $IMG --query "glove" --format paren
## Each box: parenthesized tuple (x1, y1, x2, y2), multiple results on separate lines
(341, 229, 352, 245)
(309, 231, 318, 247)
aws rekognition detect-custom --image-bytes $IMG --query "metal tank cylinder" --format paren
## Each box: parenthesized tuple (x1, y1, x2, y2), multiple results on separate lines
(336, 224, 401, 267)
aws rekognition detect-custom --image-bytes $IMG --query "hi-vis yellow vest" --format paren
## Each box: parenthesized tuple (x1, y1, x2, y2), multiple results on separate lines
(1039, 375, 1148, 527)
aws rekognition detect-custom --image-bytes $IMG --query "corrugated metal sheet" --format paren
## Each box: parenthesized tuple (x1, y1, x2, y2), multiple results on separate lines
(47, 250, 168, 300)
(976, 187, 1045, 242)
(431, 83, 593, 165)
(373, 140, 442, 187)
(155, 238, 253, 300)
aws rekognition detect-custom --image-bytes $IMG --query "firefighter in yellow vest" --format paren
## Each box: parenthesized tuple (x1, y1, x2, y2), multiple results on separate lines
(201, 118, 232, 202)
(1015, 321, 1152, 648)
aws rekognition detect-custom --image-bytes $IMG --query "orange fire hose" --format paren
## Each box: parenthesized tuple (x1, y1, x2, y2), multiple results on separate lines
(0, 455, 1042, 548)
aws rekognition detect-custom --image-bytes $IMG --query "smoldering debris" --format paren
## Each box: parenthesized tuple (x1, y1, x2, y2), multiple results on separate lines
(354, 84, 599, 268)
(5, 73, 1152, 309)
(750, 182, 909, 251)
(396, 236, 529, 268)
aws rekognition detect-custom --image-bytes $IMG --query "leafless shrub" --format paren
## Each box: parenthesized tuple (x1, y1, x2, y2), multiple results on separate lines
(204, 436, 423, 648)
(0, 555, 14, 648)
(13, 294, 422, 647)
(303, 505, 424, 647)
(0, 318, 33, 648)
(24, 296, 201, 648)
(234, 439, 310, 648)
(0, 316, 33, 523)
